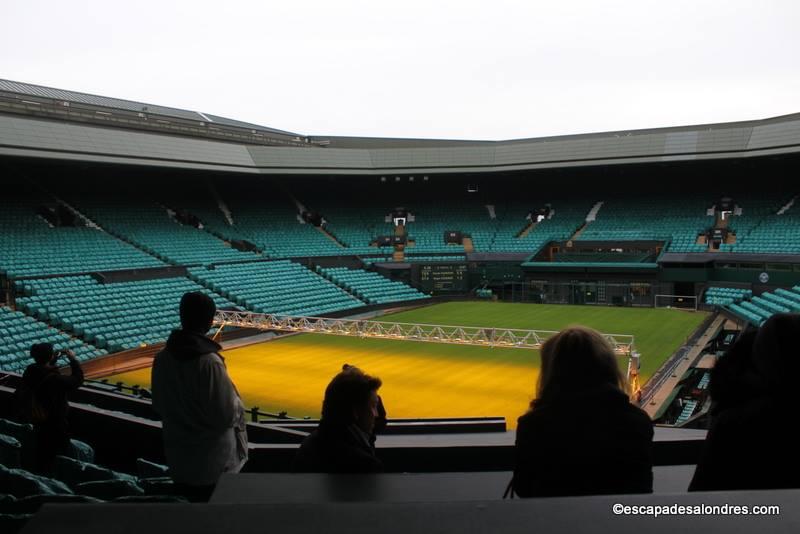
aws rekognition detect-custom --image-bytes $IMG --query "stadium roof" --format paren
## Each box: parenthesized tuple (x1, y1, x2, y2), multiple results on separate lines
(1, 79, 799, 175)
(0, 79, 301, 138)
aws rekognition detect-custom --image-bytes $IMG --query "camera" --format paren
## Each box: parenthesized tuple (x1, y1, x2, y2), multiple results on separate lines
(50, 349, 69, 364)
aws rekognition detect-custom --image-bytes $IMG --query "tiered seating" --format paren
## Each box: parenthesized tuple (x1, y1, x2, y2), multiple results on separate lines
(216, 185, 347, 258)
(14, 277, 235, 353)
(704, 287, 752, 306)
(576, 195, 712, 253)
(0, 192, 164, 279)
(675, 400, 698, 425)
(69, 196, 254, 266)
(697, 373, 710, 391)
(0, 307, 106, 373)
(0, 423, 183, 530)
(189, 260, 364, 316)
(490, 201, 593, 254)
(367, 255, 467, 263)
(304, 199, 394, 255)
(728, 303, 764, 325)
(318, 267, 430, 305)
(160, 189, 249, 244)
(403, 203, 488, 254)
(730, 195, 800, 254)
(724, 286, 800, 326)
(774, 288, 800, 307)
(751, 295, 790, 315)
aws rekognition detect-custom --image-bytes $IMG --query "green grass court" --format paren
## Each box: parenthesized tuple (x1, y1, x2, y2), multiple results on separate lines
(110, 302, 707, 428)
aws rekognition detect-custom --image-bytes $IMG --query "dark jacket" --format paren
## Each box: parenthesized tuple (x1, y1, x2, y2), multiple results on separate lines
(513, 385, 653, 497)
(690, 314, 800, 491)
(293, 421, 383, 473)
(689, 395, 800, 491)
(20, 358, 84, 431)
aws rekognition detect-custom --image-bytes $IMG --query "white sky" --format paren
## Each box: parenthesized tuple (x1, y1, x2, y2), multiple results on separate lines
(2, 0, 799, 140)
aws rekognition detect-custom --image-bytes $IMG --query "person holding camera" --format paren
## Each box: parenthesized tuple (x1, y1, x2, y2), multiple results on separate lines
(17, 343, 84, 472)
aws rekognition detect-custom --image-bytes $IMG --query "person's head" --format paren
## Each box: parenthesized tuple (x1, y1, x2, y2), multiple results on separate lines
(30, 342, 55, 366)
(179, 291, 216, 334)
(321, 367, 382, 434)
(534, 326, 626, 405)
(751, 313, 800, 390)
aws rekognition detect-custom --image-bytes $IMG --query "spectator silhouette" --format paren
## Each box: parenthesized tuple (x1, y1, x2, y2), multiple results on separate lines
(511, 326, 653, 497)
(293, 366, 383, 473)
(690, 313, 800, 491)
(151, 291, 248, 502)
(342, 363, 387, 443)
(705, 329, 759, 417)
(16, 343, 84, 472)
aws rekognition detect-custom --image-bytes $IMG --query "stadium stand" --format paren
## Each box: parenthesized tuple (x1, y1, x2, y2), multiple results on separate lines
(576, 194, 713, 252)
(0, 307, 105, 373)
(721, 286, 800, 326)
(703, 287, 752, 306)
(0, 421, 184, 531)
(217, 184, 347, 258)
(188, 260, 364, 316)
(296, 199, 395, 255)
(0, 189, 164, 279)
(730, 194, 800, 254)
(64, 193, 255, 266)
(675, 400, 698, 425)
(317, 267, 430, 305)
(490, 200, 594, 253)
(13, 276, 235, 353)
(367, 255, 467, 263)
(401, 203, 481, 254)
(158, 186, 251, 246)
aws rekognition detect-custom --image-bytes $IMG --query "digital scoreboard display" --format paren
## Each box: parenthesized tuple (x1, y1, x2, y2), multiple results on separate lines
(418, 263, 469, 292)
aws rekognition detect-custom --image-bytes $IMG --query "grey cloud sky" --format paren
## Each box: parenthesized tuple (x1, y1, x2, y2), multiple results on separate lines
(2, 0, 798, 140)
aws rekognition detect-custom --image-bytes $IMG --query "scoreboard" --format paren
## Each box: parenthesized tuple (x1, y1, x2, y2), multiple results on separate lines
(416, 263, 469, 292)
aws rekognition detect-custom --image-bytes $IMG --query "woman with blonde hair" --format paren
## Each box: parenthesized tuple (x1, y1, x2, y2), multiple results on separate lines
(511, 326, 653, 497)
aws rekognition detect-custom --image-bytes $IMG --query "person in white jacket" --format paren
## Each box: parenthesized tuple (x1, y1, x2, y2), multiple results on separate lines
(151, 291, 248, 501)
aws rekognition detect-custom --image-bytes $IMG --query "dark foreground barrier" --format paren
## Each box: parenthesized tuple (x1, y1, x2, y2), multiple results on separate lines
(22, 489, 797, 534)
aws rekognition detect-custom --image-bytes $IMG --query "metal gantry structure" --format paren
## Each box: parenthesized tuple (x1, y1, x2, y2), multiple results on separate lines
(213, 310, 641, 397)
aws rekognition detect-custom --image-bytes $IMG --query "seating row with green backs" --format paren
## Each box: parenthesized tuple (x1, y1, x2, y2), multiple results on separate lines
(575, 194, 713, 253)
(704, 287, 752, 306)
(15, 276, 235, 353)
(731, 197, 800, 253)
(724, 286, 800, 326)
(727, 194, 791, 253)
(760, 291, 800, 312)
(0, 307, 106, 373)
(727, 303, 765, 326)
(306, 198, 395, 255)
(216, 184, 348, 258)
(366, 255, 467, 264)
(0, 190, 164, 279)
(401, 202, 488, 254)
(67, 195, 255, 266)
(189, 260, 365, 317)
(490, 200, 593, 253)
(318, 266, 430, 305)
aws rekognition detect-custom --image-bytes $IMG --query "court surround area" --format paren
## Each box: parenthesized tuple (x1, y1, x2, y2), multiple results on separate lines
(110, 302, 707, 427)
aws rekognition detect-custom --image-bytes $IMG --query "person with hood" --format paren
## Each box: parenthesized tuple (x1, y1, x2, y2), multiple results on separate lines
(151, 292, 247, 501)
(510, 326, 653, 497)
(293, 365, 383, 473)
(690, 313, 800, 491)
(17, 343, 84, 472)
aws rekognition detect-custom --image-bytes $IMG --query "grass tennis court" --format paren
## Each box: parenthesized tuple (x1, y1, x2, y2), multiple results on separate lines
(109, 302, 707, 428)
